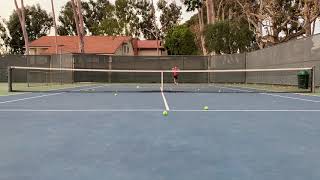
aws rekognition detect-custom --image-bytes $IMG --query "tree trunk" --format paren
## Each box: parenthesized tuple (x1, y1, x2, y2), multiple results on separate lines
(198, 7, 207, 55)
(206, 0, 214, 24)
(20, 0, 29, 55)
(51, 0, 58, 54)
(77, 0, 85, 53)
(70, 0, 80, 36)
(70, 0, 83, 53)
(14, 0, 29, 55)
(312, 20, 316, 35)
(304, 2, 312, 36)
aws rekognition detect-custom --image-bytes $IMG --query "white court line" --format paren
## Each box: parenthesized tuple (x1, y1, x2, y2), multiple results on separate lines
(0, 109, 319, 112)
(173, 109, 320, 112)
(0, 93, 64, 104)
(0, 85, 108, 105)
(160, 87, 170, 111)
(0, 109, 163, 112)
(260, 93, 320, 103)
(215, 84, 320, 103)
(211, 84, 253, 93)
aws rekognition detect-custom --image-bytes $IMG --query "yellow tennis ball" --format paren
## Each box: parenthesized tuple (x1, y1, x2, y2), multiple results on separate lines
(114, 93, 118, 96)
(163, 111, 168, 116)
(203, 106, 209, 110)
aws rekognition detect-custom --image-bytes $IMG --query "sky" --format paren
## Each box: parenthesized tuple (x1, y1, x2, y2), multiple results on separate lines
(0, 0, 195, 25)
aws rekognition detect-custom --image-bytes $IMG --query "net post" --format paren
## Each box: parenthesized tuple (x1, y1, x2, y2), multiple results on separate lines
(8, 66, 13, 92)
(161, 71, 164, 90)
(311, 66, 316, 93)
(207, 55, 211, 83)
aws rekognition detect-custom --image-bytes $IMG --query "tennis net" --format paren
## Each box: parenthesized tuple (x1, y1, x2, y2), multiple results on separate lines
(8, 66, 316, 93)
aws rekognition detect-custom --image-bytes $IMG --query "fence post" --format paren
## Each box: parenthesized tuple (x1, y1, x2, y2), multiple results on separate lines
(26, 55, 30, 87)
(207, 55, 211, 83)
(108, 56, 112, 83)
(8, 66, 12, 92)
(244, 52, 247, 84)
(161, 71, 164, 90)
(311, 66, 316, 93)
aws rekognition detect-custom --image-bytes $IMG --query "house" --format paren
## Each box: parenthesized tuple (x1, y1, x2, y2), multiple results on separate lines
(29, 36, 133, 55)
(132, 39, 167, 56)
(29, 36, 166, 56)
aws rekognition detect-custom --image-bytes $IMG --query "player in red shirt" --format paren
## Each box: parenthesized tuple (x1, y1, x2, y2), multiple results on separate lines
(172, 66, 179, 85)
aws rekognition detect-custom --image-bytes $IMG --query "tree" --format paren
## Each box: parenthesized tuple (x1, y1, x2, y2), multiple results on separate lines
(51, 0, 58, 54)
(70, 0, 85, 53)
(184, 10, 207, 53)
(98, 16, 121, 36)
(58, 0, 120, 36)
(82, 0, 116, 35)
(115, 0, 140, 37)
(134, 0, 158, 39)
(4, 4, 53, 54)
(236, 0, 320, 48)
(204, 20, 254, 54)
(164, 25, 198, 55)
(182, 0, 207, 55)
(205, 0, 244, 24)
(14, 0, 29, 55)
(157, 0, 182, 36)
(0, 20, 9, 53)
(57, 1, 87, 35)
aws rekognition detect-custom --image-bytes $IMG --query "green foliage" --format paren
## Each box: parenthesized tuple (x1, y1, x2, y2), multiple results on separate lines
(182, 0, 203, 11)
(99, 17, 121, 36)
(184, 14, 198, 28)
(0, 22, 8, 53)
(157, 0, 182, 35)
(4, 4, 53, 54)
(82, 0, 116, 35)
(134, 0, 157, 39)
(58, 0, 123, 36)
(57, 0, 163, 39)
(164, 25, 198, 55)
(56, 0, 180, 39)
(204, 20, 254, 54)
(58, 1, 86, 35)
(115, 0, 140, 36)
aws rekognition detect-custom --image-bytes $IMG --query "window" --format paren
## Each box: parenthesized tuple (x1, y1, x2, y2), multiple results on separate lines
(123, 44, 130, 54)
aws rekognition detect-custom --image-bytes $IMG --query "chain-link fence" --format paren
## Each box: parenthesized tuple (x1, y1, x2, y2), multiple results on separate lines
(2, 33, 320, 87)
(246, 35, 320, 86)
(71, 55, 209, 83)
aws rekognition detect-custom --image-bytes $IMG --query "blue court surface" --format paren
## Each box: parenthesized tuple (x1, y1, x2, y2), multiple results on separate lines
(1, 85, 320, 180)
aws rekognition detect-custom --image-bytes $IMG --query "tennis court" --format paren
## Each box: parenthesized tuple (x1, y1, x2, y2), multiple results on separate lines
(1, 75, 320, 180)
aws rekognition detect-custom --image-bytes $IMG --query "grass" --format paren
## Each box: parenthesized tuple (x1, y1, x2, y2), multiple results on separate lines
(0, 82, 97, 96)
(309, 87, 320, 96)
(221, 83, 320, 95)
(0, 83, 18, 96)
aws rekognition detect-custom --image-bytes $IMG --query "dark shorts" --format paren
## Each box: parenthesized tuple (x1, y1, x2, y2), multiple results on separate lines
(174, 75, 178, 79)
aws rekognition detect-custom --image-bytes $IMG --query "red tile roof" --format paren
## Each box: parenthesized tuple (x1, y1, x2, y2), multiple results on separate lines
(136, 40, 164, 49)
(29, 36, 132, 54)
